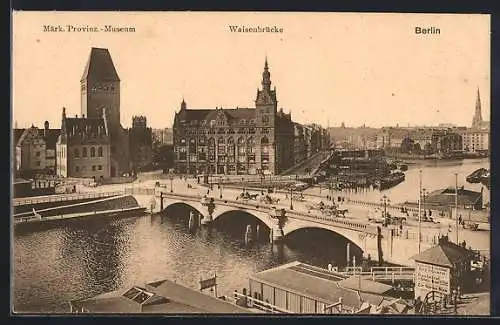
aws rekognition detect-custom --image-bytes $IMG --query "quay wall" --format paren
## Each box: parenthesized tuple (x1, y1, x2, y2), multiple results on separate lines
(13, 195, 139, 218)
(13, 197, 118, 215)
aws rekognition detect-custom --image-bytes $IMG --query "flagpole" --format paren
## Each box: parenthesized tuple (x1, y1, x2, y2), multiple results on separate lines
(418, 170, 422, 253)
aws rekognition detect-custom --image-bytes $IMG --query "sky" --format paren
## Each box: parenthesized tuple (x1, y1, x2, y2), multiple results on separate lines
(12, 12, 490, 129)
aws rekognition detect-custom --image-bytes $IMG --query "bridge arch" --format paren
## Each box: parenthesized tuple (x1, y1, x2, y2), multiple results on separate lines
(162, 201, 205, 219)
(282, 223, 367, 254)
(212, 208, 274, 230)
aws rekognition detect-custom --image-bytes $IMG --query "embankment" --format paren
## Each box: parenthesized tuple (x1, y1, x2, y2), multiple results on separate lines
(14, 195, 140, 219)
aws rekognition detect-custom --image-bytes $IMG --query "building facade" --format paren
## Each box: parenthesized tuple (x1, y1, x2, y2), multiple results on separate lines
(57, 107, 111, 180)
(173, 59, 295, 175)
(128, 116, 153, 172)
(14, 122, 61, 177)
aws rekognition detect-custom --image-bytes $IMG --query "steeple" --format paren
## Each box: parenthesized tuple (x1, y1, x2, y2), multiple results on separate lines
(181, 98, 187, 110)
(262, 57, 271, 92)
(472, 87, 483, 129)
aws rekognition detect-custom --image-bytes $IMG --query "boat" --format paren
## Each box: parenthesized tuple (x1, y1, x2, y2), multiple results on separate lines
(375, 171, 405, 190)
(466, 168, 488, 184)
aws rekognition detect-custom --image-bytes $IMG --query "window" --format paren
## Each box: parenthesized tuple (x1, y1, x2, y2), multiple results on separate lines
(90, 147, 96, 157)
(82, 147, 88, 157)
(36, 161, 41, 166)
(92, 165, 96, 171)
(97, 147, 103, 157)
(122, 286, 155, 305)
(36, 151, 40, 157)
(74, 148, 80, 158)
(75, 166, 80, 172)
(98, 165, 102, 170)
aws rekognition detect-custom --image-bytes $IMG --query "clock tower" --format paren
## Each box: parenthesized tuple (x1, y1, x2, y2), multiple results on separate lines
(80, 47, 129, 177)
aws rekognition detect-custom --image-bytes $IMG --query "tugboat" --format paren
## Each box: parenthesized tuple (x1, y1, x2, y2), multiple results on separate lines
(375, 171, 405, 190)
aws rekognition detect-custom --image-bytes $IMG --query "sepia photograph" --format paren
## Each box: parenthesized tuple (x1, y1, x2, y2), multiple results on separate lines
(11, 11, 490, 315)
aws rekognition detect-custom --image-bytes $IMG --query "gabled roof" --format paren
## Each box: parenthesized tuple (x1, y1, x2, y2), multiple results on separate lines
(426, 187, 482, 206)
(70, 279, 249, 314)
(81, 48, 120, 82)
(64, 117, 107, 135)
(175, 107, 257, 125)
(411, 241, 475, 268)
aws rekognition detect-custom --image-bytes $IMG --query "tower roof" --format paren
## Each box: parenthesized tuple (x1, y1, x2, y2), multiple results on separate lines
(81, 47, 120, 82)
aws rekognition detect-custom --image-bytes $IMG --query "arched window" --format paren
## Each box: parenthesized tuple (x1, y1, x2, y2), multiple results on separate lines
(82, 147, 88, 157)
(208, 138, 216, 162)
(247, 136, 255, 154)
(261, 137, 269, 154)
(217, 137, 226, 155)
(227, 137, 235, 157)
(237, 136, 246, 156)
(90, 147, 96, 157)
(98, 146, 103, 157)
(74, 148, 80, 158)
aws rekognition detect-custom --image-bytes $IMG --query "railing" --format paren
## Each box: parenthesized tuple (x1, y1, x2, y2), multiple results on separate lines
(231, 292, 291, 313)
(14, 206, 146, 224)
(124, 187, 156, 196)
(339, 266, 415, 281)
(12, 191, 124, 207)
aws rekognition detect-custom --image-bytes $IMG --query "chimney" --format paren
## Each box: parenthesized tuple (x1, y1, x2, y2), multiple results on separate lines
(82, 114, 85, 118)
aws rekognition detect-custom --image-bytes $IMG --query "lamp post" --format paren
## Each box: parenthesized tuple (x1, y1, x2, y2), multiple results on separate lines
(380, 194, 390, 219)
(241, 177, 245, 193)
(422, 188, 427, 217)
(418, 170, 422, 253)
(455, 172, 459, 244)
(169, 174, 174, 193)
(290, 186, 294, 210)
(219, 176, 223, 199)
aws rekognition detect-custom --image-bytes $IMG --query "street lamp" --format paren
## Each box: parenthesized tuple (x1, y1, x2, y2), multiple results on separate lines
(380, 194, 390, 219)
(169, 174, 174, 193)
(290, 186, 294, 210)
(241, 177, 245, 193)
(219, 176, 223, 199)
(422, 188, 427, 217)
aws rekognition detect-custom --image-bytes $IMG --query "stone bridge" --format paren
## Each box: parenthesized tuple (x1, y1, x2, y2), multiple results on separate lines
(152, 190, 384, 264)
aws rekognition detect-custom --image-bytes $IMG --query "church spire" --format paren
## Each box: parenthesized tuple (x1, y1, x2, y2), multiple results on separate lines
(472, 87, 483, 129)
(262, 57, 271, 92)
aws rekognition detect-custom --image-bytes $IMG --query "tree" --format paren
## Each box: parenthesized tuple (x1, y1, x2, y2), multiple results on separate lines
(400, 137, 414, 154)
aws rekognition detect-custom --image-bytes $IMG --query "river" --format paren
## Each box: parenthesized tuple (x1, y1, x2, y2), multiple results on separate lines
(330, 158, 490, 205)
(12, 158, 490, 313)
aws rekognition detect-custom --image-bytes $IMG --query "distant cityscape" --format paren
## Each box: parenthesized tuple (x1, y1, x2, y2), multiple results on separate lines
(12, 47, 489, 184)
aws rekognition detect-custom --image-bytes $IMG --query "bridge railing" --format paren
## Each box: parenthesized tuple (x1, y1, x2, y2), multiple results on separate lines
(12, 191, 124, 207)
(158, 191, 378, 235)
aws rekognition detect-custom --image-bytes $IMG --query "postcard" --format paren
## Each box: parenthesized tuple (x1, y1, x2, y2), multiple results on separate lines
(11, 11, 490, 315)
